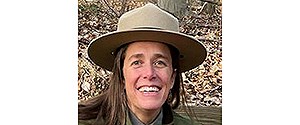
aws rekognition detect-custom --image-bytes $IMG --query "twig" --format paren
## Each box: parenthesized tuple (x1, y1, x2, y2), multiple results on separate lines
(199, 0, 222, 6)
(102, 0, 120, 17)
(78, 40, 89, 46)
(95, 0, 118, 24)
(197, 38, 220, 42)
(119, 0, 127, 17)
(198, 24, 221, 28)
(199, 2, 207, 15)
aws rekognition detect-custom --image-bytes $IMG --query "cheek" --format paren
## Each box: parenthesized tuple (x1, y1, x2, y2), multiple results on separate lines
(124, 74, 135, 99)
(158, 71, 174, 86)
(123, 69, 137, 88)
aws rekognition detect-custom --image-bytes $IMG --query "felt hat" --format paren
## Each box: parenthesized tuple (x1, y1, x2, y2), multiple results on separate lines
(88, 3, 207, 72)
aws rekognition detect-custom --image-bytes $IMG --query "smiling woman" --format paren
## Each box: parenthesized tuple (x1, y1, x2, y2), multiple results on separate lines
(123, 42, 176, 124)
(78, 3, 207, 125)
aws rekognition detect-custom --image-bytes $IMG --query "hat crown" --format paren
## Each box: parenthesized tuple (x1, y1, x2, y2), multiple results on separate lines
(88, 3, 207, 72)
(118, 3, 179, 32)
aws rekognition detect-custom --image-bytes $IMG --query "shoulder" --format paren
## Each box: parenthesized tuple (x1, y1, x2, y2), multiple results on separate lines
(172, 111, 195, 125)
(78, 119, 96, 125)
(78, 117, 107, 125)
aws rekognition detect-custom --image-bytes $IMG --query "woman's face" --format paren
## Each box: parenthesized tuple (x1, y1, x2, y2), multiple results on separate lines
(123, 41, 176, 112)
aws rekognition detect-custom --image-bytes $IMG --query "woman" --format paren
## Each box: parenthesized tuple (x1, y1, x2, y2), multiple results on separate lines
(78, 3, 207, 125)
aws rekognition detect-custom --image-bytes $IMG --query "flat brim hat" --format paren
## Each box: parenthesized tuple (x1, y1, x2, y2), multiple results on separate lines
(88, 3, 207, 72)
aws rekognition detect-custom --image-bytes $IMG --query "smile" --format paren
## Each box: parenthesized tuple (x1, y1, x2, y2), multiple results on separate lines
(137, 86, 161, 92)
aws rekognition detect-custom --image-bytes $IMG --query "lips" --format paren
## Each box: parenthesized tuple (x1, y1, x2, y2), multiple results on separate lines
(137, 85, 161, 92)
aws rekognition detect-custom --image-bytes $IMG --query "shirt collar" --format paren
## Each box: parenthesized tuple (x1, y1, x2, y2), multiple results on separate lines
(126, 103, 174, 125)
(127, 108, 163, 125)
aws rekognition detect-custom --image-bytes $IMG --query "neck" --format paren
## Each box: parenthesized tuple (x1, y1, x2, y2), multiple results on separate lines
(128, 106, 161, 124)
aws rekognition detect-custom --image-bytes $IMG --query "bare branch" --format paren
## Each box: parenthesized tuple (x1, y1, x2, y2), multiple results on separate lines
(102, 0, 120, 17)
(198, 24, 221, 28)
(199, 2, 207, 15)
(119, 0, 127, 16)
(197, 38, 220, 42)
(199, 0, 222, 6)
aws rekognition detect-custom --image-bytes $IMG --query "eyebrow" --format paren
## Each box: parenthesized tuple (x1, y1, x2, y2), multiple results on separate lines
(153, 53, 170, 60)
(128, 53, 170, 61)
(128, 53, 144, 61)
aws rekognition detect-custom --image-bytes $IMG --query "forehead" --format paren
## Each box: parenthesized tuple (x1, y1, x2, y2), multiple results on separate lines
(125, 41, 171, 55)
(124, 41, 173, 61)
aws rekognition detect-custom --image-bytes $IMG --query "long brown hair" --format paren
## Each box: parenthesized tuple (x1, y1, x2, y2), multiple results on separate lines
(78, 42, 195, 125)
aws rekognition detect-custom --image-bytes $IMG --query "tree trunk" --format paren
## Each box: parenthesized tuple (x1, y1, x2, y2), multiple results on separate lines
(157, 0, 188, 19)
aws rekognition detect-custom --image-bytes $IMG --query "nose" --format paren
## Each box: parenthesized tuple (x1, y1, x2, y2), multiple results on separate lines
(142, 63, 156, 80)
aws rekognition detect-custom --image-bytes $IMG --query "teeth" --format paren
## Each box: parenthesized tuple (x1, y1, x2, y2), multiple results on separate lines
(138, 86, 159, 92)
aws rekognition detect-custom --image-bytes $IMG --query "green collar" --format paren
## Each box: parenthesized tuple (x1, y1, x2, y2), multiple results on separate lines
(125, 103, 174, 125)
(126, 108, 163, 125)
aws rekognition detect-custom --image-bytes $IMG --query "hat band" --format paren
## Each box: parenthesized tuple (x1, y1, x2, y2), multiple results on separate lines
(132, 26, 163, 30)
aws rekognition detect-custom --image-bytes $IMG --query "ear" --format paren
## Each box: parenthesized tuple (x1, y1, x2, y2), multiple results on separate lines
(170, 69, 177, 89)
(122, 80, 126, 89)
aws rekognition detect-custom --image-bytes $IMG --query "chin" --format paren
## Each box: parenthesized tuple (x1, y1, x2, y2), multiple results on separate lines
(138, 99, 165, 110)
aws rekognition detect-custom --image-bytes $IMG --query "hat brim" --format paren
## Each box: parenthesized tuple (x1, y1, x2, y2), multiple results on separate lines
(88, 29, 207, 72)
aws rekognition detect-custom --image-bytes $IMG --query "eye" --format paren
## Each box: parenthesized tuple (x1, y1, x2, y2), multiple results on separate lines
(131, 60, 142, 67)
(153, 60, 167, 68)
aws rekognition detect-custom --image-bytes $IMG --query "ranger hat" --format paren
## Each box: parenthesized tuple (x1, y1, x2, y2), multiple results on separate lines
(88, 3, 207, 72)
